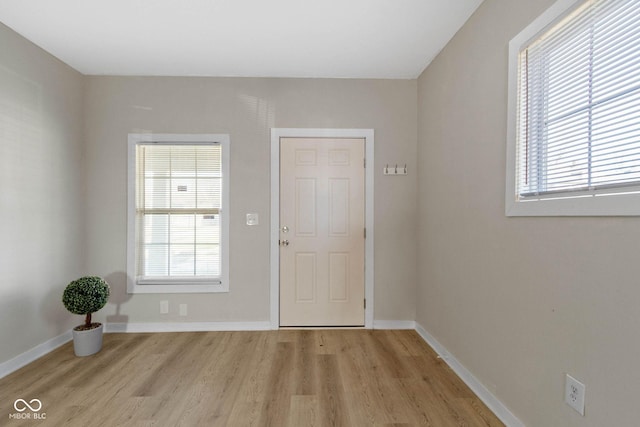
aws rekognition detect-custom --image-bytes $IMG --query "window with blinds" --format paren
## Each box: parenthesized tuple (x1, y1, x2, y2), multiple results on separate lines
(507, 0, 640, 215)
(127, 134, 229, 293)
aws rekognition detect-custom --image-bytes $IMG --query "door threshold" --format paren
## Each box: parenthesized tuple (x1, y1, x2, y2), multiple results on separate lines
(279, 325, 365, 330)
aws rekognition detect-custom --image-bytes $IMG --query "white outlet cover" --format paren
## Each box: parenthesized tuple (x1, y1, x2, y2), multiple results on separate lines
(246, 213, 259, 226)
(565, 374, 585, 416)
(160, 300, 169, 314)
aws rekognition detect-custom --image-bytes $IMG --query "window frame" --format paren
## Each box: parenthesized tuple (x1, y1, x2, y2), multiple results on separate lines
(127, 133, 230, 294)
(506, 0, 640, 216)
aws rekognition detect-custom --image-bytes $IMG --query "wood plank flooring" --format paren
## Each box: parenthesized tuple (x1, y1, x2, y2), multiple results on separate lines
(0, 330, 504, 426)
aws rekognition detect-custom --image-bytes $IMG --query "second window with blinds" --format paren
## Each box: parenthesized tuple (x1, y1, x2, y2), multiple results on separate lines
(506, 0, 640, 216)
(127, 134, 230, 293)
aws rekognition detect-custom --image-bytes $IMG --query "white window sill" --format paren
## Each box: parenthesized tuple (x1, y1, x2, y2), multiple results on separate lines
(505, 191, 640, 217)
(127, 281, 228, 294)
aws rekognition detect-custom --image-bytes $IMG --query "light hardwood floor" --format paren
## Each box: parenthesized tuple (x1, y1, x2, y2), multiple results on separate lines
(1, 330, 504, 426)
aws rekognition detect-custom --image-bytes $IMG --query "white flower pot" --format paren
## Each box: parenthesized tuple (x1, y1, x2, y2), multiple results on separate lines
(72, 323, 104, 356)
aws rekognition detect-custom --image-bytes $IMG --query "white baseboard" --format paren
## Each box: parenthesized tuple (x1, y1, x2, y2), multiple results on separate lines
(415, 323, 524, 427)
(0, 330, 72, 379)
(105, 321, 273, 333)
(373, 320, 416, 329)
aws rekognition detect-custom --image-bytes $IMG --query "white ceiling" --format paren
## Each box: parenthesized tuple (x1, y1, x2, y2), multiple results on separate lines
(0, 0, 483, 79)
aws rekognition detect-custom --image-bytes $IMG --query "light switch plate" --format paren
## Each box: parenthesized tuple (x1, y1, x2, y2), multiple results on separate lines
(246, 213, 259, 226)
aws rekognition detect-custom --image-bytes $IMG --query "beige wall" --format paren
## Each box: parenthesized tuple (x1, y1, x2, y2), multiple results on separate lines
(0, 23, 85, 363)
(84, 76, 418, 325)
(416, 0, 640, 425)
(0, 22, 418, 365)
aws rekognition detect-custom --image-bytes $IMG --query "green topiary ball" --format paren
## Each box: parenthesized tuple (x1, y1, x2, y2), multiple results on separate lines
(62, 276, 110, 315)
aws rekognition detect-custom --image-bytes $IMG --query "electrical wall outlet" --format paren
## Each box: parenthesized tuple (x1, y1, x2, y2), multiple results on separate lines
(179, 304, 188, 316)
(246, 213, 259, 226)
(160, 300, 169, 314)
(565, 374, 585, 415)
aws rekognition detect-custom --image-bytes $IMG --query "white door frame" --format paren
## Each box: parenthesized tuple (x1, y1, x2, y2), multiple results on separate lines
(270, 128, 374, 329)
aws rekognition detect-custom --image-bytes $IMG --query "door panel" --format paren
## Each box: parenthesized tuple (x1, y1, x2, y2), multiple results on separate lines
(295, 179, 317, 236)
(295, 252, 316, 302)
(280, 137, 365, 326)
(329, 179, 349, 236)
(329, 252, 349, 301)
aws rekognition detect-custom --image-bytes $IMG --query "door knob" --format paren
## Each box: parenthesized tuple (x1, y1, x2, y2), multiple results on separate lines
(280, 240, 290, 246)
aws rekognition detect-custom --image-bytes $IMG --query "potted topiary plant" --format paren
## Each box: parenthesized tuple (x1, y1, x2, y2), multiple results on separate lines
(62, 276, 110, 356)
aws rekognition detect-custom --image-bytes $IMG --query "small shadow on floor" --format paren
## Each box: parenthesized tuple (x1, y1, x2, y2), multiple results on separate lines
(105, 271, 131, 325)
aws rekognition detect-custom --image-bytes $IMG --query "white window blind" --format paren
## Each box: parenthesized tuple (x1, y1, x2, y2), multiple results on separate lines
(135, 143, 222, 283)
(516, 0, 640, 199)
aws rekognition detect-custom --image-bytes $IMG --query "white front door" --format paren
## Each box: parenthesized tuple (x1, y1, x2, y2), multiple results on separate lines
(279, 137, 365, 326)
